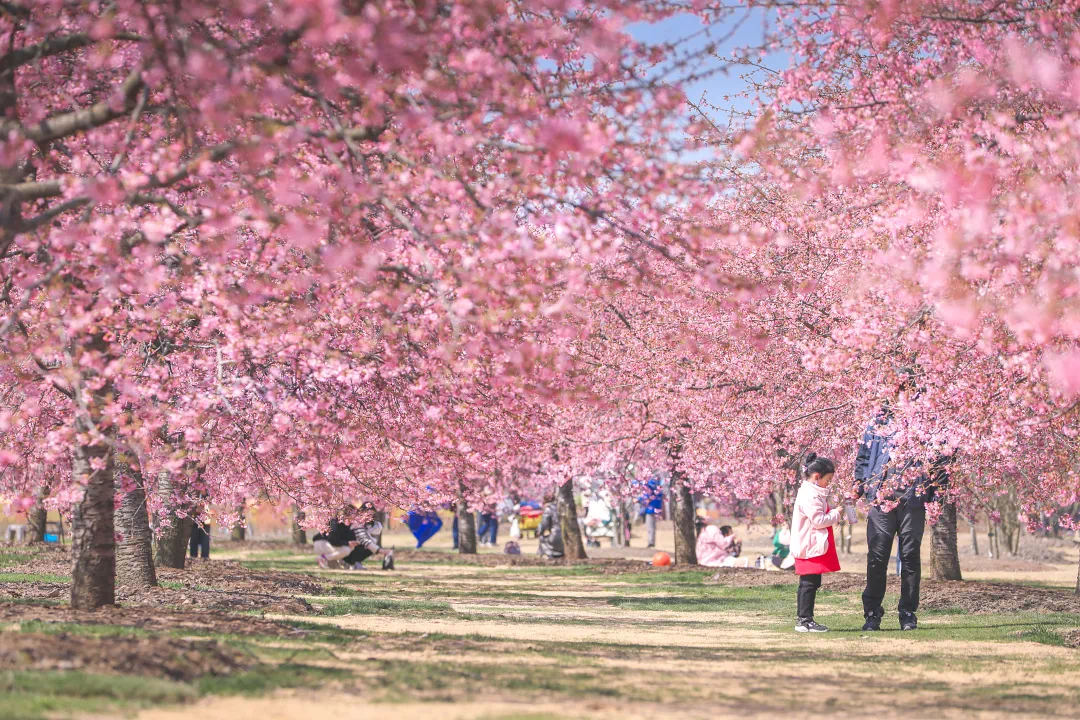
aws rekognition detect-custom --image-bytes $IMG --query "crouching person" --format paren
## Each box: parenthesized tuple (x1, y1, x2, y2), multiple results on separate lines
(313, 503, 394, 570)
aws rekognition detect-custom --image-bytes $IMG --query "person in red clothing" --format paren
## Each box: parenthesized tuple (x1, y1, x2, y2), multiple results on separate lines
(790, 453, 849, 633)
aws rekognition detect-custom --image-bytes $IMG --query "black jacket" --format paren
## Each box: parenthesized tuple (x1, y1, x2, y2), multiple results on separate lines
(314, 519, 357, 547)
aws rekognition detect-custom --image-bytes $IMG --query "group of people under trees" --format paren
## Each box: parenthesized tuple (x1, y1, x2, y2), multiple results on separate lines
(305, 374, 947, 634)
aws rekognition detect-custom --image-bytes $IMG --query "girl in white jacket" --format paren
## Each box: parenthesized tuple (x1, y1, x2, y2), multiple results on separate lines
(790, 453, 845, 632)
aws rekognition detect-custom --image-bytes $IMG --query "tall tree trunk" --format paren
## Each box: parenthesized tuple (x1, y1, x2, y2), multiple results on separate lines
(671, 471, 697, 566)
(153, 472, 189, 570)
(557, 478, 587, 560)
(231, 506, 246, 541)
(69, 422, 116, 610)
(26, 487, 48, 543)
(114, 467, 157, 590)
(1075, 549, 1080, 596)
(291, 506, 307, 545)
(931, 501, 963, 581)
(456, 481, 477, 555)
(969, 521, 980, 556)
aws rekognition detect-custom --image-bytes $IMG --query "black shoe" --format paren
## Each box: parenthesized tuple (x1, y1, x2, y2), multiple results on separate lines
(862, 614, 882, 631)
(795, 618, 829, 633)
(900, 613, 917, 631)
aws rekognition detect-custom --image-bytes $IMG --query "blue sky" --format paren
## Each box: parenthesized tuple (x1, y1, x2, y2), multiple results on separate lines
(629, 10, 790, 122)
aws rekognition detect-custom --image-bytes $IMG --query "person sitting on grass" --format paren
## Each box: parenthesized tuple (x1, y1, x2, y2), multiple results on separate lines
(696, 523, 749, 568)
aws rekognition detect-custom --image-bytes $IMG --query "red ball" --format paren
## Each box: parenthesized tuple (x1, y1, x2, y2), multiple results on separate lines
(652, 551, 671, 567)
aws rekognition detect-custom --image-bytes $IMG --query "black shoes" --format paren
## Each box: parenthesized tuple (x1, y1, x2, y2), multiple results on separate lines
(861, 611, 916, 631)
(795, 618, 829, 633)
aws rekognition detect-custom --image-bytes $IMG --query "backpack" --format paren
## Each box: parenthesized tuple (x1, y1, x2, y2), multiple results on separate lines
(503, 541, 522, 555)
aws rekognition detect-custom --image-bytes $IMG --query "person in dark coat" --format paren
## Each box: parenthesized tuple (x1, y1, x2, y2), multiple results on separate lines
(537, 491, 564, 559)
(855, 371, 949, 632)
(313, 503, 394, 570)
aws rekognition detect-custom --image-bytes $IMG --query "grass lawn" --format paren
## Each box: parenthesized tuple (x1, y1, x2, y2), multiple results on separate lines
(2, 545, 1079, 719)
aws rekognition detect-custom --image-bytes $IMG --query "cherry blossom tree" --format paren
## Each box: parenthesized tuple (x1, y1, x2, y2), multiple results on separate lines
(0, 0, 745, 607)
(713, 0, 1080, 579)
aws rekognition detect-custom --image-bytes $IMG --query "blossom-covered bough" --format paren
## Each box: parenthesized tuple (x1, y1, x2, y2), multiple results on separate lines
(545, 0, 1080, 584)
(4, 0, 1080, 609)
(0, 0, 746, 608)
(724, 0, 1080, 578)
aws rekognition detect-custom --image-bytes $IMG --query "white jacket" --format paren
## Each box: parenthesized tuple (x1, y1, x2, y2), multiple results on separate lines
(791, 480, 841, 559)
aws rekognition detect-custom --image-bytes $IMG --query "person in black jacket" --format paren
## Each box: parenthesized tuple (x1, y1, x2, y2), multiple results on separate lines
(313, 503, 394, 570)
(855, 371, 949, 632)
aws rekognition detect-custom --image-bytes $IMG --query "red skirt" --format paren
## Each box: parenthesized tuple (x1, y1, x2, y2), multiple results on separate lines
(794, 526, 841, 575)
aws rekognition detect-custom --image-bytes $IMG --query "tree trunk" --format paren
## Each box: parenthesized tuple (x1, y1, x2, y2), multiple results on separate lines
(291, 506, 307, 545)
(456, 482, 477, 555)
(231, 507, 246, 541)
(153, 472, 190, 570)
(26, 487, 48, 543)
(1075, 549, 1079, 596)
(931, 501, 963, 581)
(969, 522, 979, 556)
(671, 472, 698, 566)
(69, 424, 116, 610)
(114, 468, 157, 590)
(155, 514, 191, 570)
(557, 478, 587, 560)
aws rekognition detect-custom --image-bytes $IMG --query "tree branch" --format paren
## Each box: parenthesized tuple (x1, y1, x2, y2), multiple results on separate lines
(23, 68, 143, 143)
(0, 32, 144, 75)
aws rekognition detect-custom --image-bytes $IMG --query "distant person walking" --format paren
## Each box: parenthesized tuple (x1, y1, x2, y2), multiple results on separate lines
(639, 477, 664, 548)
(855, 371, 949, 632)
(791, 453, 844, 633)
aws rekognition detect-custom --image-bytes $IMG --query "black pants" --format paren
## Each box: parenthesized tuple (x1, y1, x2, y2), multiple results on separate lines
(189, 525, 210, 559)
(863, 498, 925, 618)
(798, 574, 821, 621)
(343, 546, 374, 566)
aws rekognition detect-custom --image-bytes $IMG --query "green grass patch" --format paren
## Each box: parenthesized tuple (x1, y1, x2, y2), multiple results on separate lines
(0, 572, 68, 584)
(317, 597, 453, 617)
(196, 663, 325, 695)
(0, 550, 36, 569)
(1015, 627, 1068, 647)
(0, 670, 195, 720)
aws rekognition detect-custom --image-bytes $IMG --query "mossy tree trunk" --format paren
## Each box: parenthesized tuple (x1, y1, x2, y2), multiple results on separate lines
(931, 501, 963, 581)
(671, 471, 697, 566)
(114, 464, 157, 590)
(231, 506, 246, 541)
(153, 472, 190, 570)
(557, 478, 587, 560)
(69, 416, 117, 609)
(291, 506, 307, 545)
(456, 481, 477, 555)
(26, 487, 48, 543)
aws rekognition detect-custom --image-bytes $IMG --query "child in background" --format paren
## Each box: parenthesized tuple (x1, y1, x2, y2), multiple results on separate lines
(791, 453, 844, 632)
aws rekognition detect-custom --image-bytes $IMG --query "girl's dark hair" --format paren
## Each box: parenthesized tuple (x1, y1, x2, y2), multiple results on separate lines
(804, 452, 836, 477)
(719, 525, 733, 536)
